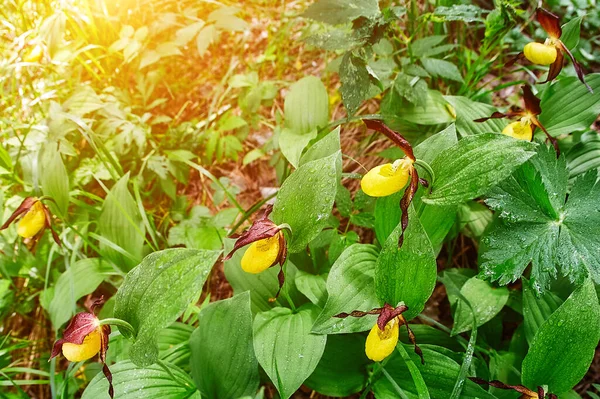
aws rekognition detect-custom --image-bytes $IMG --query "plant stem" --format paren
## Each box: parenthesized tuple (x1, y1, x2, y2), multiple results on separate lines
(99, 318, 136, 338)
(414, 159, 435, 185)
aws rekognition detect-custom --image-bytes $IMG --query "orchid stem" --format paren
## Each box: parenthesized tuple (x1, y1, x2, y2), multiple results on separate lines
(99, 318, 137, 338)
(414, 159, 435, 186)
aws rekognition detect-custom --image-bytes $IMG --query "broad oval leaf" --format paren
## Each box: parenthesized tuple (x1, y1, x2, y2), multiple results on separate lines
(444, 95, 507, 136)
(302, 0, 380, 25)
(98, 174, 145, 271)
(372, 345, 496, 399)
(189, 292, 259, 399)
(375, 205, 437, 321)
(522, 278, 563, 345)
(49, 258, 113, 328)
(253, 305, 327, 399)
(424, 133, 537, 206)
(539, 74, 600, 137)
(114, 248, 221, 366)
(304, 334, 370, 397)
(522, 279, 600, 394)
(272, 152, 339, 253)
(311, 244, 380, 334)
(40, 142, 69, 217)
(565, 131, 600, 180)
(81, 360, 200, 399)
(451, 276, 509, 335)
(284, 76, 328, 135)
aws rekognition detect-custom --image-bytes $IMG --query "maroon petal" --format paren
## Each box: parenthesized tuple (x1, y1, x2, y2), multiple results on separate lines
(99, 324, 113, 398)
(363, 119, 415, 161)
(376, 303, 408, 331)
(473, 111, 524, 123)
(522, 85, 542, 115)
(333, 308, 384, 318)
(269, 264, 286, 303)
(103, 363, 114, 399)
(223, 205, 281, 261)
(398, 170, 419, 247)
(506, 52, 526, 68)
(468, 378, 540, 398)
(51, 312, 99, 358)
(397, 315, 424, 364)
(559, 41, 593, 92)
(536, 8, 562, 39)
(42, 204, 62, 247)
(531, 117, 560, 157)
(0, 197, 37, 230)
(540, 49, 564, 84)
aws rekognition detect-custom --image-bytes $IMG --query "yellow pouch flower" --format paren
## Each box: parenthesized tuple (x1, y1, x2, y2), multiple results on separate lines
(365, 318, 399, 362)
(524, 42, 558, 66)
(241, 233, 282, 274)
(361, 159, 413, 197)
(62, 328, 102, 362)
(502, 121, 533, 141)
(17, 201, 46, 238)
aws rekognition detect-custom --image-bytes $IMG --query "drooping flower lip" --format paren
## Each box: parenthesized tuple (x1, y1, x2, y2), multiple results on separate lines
(468, 377, 556, 399)
(362, 120, 423, 248)
(51, 297, 113, 398)
(0, 197, 62, 247)
(224, 205, 288, 302)
(474, 85, 559, 156)
(223, 204, 286, 265)
(334, 302, 424, 364)
(520, 8, 592, 92)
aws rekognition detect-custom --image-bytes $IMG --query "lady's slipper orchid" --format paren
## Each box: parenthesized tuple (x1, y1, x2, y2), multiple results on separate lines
(0, 197, 61, 250)
(361, 158, 414, 198)
(362, 120, 429, 247)
(334, 303, 423, 363)
(515, 8, 591, 92)
(224, 205, 288, 301)
(469, 378, 557, 399)
(474, 85, 559, 155)
(51, 298, 113, 398)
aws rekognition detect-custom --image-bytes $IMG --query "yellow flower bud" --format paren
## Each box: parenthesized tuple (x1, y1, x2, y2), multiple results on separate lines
(361, 159, 413, 197)
(365, 318, 399, 362)
(17, 201, 46, 238)
(61, 329, 102, 362)
(241, 233, 281, 274)
(523, 42, 557, 66)
(502, 121, 533, 141)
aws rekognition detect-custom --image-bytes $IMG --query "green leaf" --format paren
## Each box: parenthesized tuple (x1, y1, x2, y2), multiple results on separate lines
(431, 5, 484, 23)
(566, 131, 600, 180)
(295, 271, 328, 307)
(49, 258, 113, 328)
(375, 205, 437, 320)
(302, 0, 380, 25)
(272, 152, 339, 253)
(373, 345, 496, 399)
(539, 74, 600, 137)
(522, 279, 600, 394)
(40, 142, 69, 217)
(312, 244, 380, 334)
(392, 90, 456, 125)
(480, 145, 600, 292)
(339, 52, 371, 114)
(304, 334, 370, 397)
(421, 58, 463, 82)
(81, 360, 199, 399)
(451, 277, 509, 335)
(299, 127, 341, 166)
(560, 16, 582, 50)
(114, 249, 221, 366)
(411, 35, 446, 58)
(284, 76, 329, 135)
(424, 133, 537, 206)
(253, 305, 327, 399)
(98, 174, 145, 271)
(189, 292, 259, 399)
(444, 96, 507, 136)
(279, 127, 317, 168)
(522, 278, 563, 345)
